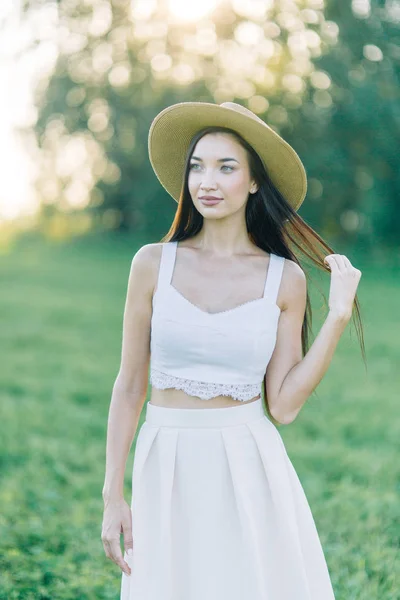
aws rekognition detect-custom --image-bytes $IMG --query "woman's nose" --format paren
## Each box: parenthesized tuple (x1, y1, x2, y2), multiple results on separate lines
(200, 175, 218, 190)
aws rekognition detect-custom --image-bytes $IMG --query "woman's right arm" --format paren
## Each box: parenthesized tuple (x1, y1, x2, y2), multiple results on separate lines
(101, 243, 160, 576)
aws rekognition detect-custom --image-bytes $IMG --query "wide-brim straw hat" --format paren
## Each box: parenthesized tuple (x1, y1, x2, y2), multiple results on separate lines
(148, 101, 307, 211)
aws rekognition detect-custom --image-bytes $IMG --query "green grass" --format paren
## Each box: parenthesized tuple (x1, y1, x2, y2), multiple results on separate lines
(0, 232, 398, 599)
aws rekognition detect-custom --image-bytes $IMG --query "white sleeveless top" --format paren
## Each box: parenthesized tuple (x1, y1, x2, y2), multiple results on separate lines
(149, 241, 285, 401)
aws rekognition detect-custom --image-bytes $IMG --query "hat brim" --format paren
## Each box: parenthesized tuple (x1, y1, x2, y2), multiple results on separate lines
(148, 102, 307, 211)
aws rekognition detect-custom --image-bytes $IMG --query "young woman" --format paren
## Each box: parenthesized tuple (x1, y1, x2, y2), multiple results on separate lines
(101, 101, 364, 599)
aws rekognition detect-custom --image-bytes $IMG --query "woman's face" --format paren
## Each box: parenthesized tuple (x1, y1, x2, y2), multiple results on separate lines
(187, 132, 258, 218)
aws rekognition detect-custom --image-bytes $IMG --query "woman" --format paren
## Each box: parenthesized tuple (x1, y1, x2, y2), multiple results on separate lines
(101, 101, 364, 599)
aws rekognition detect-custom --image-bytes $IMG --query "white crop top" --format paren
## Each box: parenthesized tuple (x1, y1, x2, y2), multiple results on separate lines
(149, 241, 285, 401)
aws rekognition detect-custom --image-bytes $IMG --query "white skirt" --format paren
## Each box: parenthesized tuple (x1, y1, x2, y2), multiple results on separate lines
(120, 398, 336, 600)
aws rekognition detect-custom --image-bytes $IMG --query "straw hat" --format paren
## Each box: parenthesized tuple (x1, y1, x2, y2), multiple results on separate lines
(148, 101, 307, 211)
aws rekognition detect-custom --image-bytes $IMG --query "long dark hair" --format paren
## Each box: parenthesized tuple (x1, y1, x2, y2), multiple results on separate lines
(158, 126, 366, 423)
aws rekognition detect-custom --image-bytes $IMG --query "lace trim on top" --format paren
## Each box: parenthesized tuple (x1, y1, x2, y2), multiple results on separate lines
(150, 368, 262, 402)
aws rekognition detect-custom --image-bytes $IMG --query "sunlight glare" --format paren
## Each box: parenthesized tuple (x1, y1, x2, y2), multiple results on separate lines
(168, 0, 219, 22)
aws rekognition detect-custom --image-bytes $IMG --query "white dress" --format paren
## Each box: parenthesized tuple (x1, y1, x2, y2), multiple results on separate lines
(120, 242, 336, 599)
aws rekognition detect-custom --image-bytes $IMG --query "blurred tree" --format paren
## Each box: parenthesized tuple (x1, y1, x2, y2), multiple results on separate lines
(296, 0, 400, 247)
(24, 0, 400, 244)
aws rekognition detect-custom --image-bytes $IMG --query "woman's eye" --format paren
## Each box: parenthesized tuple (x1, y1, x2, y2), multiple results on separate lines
(189, 164, 233, 172)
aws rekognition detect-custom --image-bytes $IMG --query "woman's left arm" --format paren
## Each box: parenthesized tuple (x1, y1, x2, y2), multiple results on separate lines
(266, 254, 362, 425)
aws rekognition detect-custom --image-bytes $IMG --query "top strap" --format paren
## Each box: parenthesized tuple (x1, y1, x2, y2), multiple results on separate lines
(156, 241, 177, 292)
(263, 253, 285, 304)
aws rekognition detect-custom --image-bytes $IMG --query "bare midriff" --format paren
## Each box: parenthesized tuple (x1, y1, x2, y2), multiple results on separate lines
(149, 386, 261, 409)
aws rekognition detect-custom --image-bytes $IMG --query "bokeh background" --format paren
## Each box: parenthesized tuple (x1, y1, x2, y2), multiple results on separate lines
(0, 0, 399, 598)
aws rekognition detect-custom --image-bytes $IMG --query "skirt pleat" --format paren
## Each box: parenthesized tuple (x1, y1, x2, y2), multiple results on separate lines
(120, 399, 336, 600)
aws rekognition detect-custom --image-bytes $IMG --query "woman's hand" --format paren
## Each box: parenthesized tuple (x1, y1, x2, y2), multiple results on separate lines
(101, 497, 133, 577)
(324, 254, 362, 321)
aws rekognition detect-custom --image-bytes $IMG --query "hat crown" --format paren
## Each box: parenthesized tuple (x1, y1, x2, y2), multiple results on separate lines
(219, 102, 266, 127)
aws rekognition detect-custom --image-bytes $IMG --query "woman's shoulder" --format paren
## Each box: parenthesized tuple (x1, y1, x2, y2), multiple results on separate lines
(278, 257, 307, 311)
(132, 242, 164, 266)
(129, 243, 166, 295)
(280, 256, 306, 281)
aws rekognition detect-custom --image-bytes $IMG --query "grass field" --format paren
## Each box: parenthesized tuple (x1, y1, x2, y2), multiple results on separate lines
(0, 232, 398, 599)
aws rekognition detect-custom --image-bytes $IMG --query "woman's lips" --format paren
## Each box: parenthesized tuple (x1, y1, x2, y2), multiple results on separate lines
(200, 198, 223, 205)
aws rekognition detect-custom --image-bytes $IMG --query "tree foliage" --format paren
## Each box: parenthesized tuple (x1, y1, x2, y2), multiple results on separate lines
(24, 0, 400, 244)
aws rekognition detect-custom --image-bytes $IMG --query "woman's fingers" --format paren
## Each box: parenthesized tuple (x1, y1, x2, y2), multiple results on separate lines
(326, 254, 346, 272)
(111, 539, 131, 576)
(324, 255, 339, 272)
(341, 255, 362, 278)
(335, 255, 348, 271)
(101, 498, 133, 576)
(341, 255, 352, 268)
(103, 536, 131, 576)
(118, 500, 134, 557)
(324, 253, 362, 319)
(122, 519, 134, 555)
(324, 254, 360, 276)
